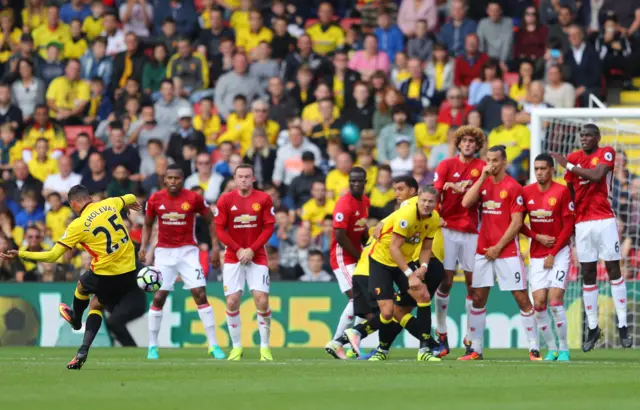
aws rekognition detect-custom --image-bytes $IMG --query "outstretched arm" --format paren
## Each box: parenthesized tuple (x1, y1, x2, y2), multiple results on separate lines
(11, 243, 69, 262)
(550, 153, 611, 183)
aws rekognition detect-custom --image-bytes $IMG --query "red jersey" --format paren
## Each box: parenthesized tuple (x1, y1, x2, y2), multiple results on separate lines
(434, 156, 485, 233)
(214, 189, 275, 266)
(564, 146, 615, 223)
(477, 175, 525, 258)
(330, 192, 370, 269)
(523, 182, 574, 258)
(146, 189, 209, 248)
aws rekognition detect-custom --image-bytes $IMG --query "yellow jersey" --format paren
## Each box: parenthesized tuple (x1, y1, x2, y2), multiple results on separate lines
(306, 23, 345, 55)
(369, 197, 440, 267)
(369, 186, 395, 209)
(225, 112, 252, 134)
(22, 123, 67, 155)
(46, 205, 73, 242)
(28, 157, 58, 182)
(217, 118, 279, 155)
(301, 198, 336, 238)
(301, 102, 340, 124)
(400, 196, 444, 262)
(414, 122, 449, 154)
(0, 28, 22, 63)
(46, 77, 90, 115)
(229, 10, 249, 32)
(20, 243, 51, 272)
(58, 195, 137, 275)
(22, 8, 47, 31)
(63, 37, 88, 60)
(487, 124, 531, 164)
(193, 114, 222, 144)
(32, 23, 71, 59)
(82, 15, 103, 41)
(236, 26, 273, 53)
(325, 169, 349, 199)
(353, 236, 374, 277)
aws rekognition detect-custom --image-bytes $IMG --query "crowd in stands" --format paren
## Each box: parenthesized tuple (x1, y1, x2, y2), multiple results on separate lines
(0, 0, 639, 283)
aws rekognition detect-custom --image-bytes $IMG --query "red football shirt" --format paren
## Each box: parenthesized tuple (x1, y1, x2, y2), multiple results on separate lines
(145, 189, 209, 248)
(214, 189, 275, 266)
(434, 156, 485, 233)
(523, 182, 574, 258)
(564, 146, 615, 223)
(477, 175, 525, 258)
(330, 192, 370, 270)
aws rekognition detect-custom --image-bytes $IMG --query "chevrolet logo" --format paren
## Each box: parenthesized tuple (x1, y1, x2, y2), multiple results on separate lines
(161, 212, 186, 220)
(482, 201, 501, 210)
(233, 214, 257, 224)
(530, 209, 553, 218)
(355, 218, 367, 227)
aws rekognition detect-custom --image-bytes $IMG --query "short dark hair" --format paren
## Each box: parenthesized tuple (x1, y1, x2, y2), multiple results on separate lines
(166, 164, 184, 174)
(233, 94, 247, 103)
(392, 175, 419, 191)
(68, 185, 91, 202)
(309, 249, 324, 258)
(147, 138, 163, 147)
(350, 166, 367, 177)
(160, 79, 173, 87)
(234, 163, 254, 176)
(378, 164, 392, 174)
(47, 191, 62, 201)
(581, 123, 601, 136)
(77, 132, 90, 140)
(534, 153, 554, 168)
(488, 144, 507, 159)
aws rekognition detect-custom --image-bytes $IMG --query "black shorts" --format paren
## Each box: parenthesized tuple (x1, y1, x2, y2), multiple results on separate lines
(368, 256, 409, 301)
(395, 258, 446, 308)
(79, 262, 142, 306)
(352, 275, 379, 317)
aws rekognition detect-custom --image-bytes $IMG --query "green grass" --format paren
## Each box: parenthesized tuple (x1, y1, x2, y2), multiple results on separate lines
(1, 348, 639, 409)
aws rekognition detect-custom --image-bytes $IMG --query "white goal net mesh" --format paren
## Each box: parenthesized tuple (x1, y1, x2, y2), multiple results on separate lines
(533, 112, 640, 349)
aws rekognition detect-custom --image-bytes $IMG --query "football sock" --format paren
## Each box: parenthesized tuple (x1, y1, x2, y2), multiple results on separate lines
(333, 299, 354, 339)
(197, 303, 218, 347)
(416, 302, 433, 339)
(376, 314, 395, 353)
(352, 315, 382, 339)
(399, 310, 431, 344)
(521, 309, 539, 351)
(226, 310, 242, 348)
(257, 310, 271, 348)
(469, 307, 486, 354)
(465, 295, 473, 342)
(72, 288, 90, 325)
(79, 309, 102, 353)
(434, 290, 449, 334)
(148, 306, 163, 347)
(582, 284, 599, 330)
(534, 306, 557, 351)
(386, 320, 404, 345)
(550, 301, 568, 351)
(610, 278, 628, 328)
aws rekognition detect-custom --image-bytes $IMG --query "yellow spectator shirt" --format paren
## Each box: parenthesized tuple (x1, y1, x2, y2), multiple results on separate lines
(193, 114, 222, 144)
(22, 8, 47, 31)
(414, 122, 449, 154)
(63, 37, 88, 60)
(487, 124, 531, 163)
(82, 15, 103, 41)
(325, 169, 349, 199)
(32, 23, 71, 59)
(369, 186, 395, 209)
(218, 118, 279, 155)
(0, 28, 22, 63)
(46, 205, 73, 242)
(46, 77, 90, 115)
(236, 26, 273, 53)
(22, 123, 67, 155)
(306, 23, 344, 55)
(28, 157, 58, 182)
(301, 198, 336, 238)
(229, 10, 249, 32)
(302, 102, 340, 124)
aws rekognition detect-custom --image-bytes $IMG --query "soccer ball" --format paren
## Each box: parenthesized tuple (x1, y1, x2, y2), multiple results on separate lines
(137, 266, 163, 292)
(0, 296, 39, 346)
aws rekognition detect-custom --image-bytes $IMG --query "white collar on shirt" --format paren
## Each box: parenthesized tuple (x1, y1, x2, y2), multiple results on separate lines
(572, 42, 586, 64)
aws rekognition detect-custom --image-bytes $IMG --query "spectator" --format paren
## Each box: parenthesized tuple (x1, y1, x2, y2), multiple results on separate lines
(282, 34, 329, 86)
(416, 107, 449, 156)
(40, 44, 65, 87)
(438, 0, 477, 57)
(214, 53, 262, 118)
(357, 0, 399, 32)
(339, 82, 374, 131)
(70, 133, 96, 174)
(600, 2, 640, 36)
(539, 0, 574, 25)
(220, 99, 279, 155)
(11, 59, 44, 124)
(21, 104, 67, 161)
(107, 164, 135, 198)
(103, 124, 141, 176)
(0, 124, 21, 170)
(84, 77, 112, 127)
(399, 57, 437, 122)
(6, 160, 43, 207)
(508, 60, 534, 104)
(154, 0, 198, 38)
(113, 77, 146, 116)
(267, 77, 300, 130)
(154, 17, 178, 56)
(476, 1, 513, 71)
(103, 11, 126, 57)
(476, 78, 517, 132)
(301, 180, 335, 237)
(355, 146, 378, 194)
(142, 44, 168, 100)
(27, 138, 58, 183)
(236, 9, 273, 59)
(19, 226, 49, 280)
(192, 98, 222, 148)
(301, 83, 340, 133)
(6, 34, 45, 83)
(398, 0, 438, 36)
(45, 191, 73, 243)
(325, 152, 353, 200)
(468, 58, 503, 106)
(348, 34, 391, 80)
(0, 83, 23, 132)
(272, 125, 322, 188)
(270, 16, 294, 61)
(413, 151, 435, 186)
(438, 87, 472, 127)
(166, 107, 206, 167)
(139, 139, 166, 177)
(518, 81, 551, 127)
(564, 24, 602, 106)
(32, 5, 71, 60)
(375, 11, 404, 63)
(368, 164, 394, 219)
(81, 152, 110, 195)
(544, 63, 576, 108)
(153, 79, 190, 131)
(390, 137, 414, 177)
(288, 151, 325, 209)
(378, 105, 415, 164)
(197, 7, 235, 62)
(310, 99, 341, 156)
(407, 20, 435, 62)
(130, 104, 171, 154)
(22, 0, 47, 33)
(63, 19, 89, 60)
(329, 48, 361, 110)
(60, 0, 90, 24)
(42, 156, 82, 200)
(391, 51, 411, 89)
(514, 6, 549, 70)
(184, 152, 224, 203)
(83, 0, 105, 42)
(110, 32, 147, 98)
(143, 155, 169, 195)
(0, 234, 25, 281)
(119, 0, 154, 38)
(167, 37, 209, 101)
(272, 209, 301, 279)
(595, 14, 634, 89)
(547, 5, 574, 53)
(15, 191, 45, 229)
(243, 128, 277, 190)
(249, 41, 280, 93)
(80, 37, 113, 88)
(306, 2, 345, 56)
(487, 104, 530, 180)
(454, 33, 489, 88)
(299, 250, 333, 282)
(373, 86, 403, 135)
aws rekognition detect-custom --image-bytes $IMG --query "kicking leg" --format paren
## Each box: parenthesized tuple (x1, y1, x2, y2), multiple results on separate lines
(68, 297, 104, 370)
(60, 281, 91, 331)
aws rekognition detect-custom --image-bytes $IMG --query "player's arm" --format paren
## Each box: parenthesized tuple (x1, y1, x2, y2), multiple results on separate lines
(335, 228, 361, 260)
(551, 152, 612, 183)
(11, 242, 68, 262)
(462, 165, 490, 208)
(201, 210, 221, 269)
(139, 213, 155, 261)
(487, 212, 523, 260)
(118, 194, 142, 212)
(389, 232, 410, 273)
(549, 192, 575, 256)
(243, 200, 276, 262)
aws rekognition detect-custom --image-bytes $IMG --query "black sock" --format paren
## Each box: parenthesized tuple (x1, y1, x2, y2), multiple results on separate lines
(416, 304, 433, 339)
(79, 310, 103, 353)
(354, 315, 382, 338)
(386, 320, 403, 345)
(399, 312, 431, 344)
(377, 317, 397, 352)
(72, 289, 90, 324)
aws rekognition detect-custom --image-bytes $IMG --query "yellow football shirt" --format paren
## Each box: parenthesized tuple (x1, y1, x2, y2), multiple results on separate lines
(487, 124, 531, 163)
(46, 77, 90, 115)
(32, 23, 71, 59)
(369, 186, 395, 209)
(301, 198, 336, 238)
(301, 102, 340, 124)
(0, 28, 22, 63)
(58, 195, 137, 275)
(46, 205, 73, 242)
(236, 26, 273, 53)
(353, 232, 375, 277)
(306, 23, 345, 55)
(63, 37, 88, 60)
(333, 76, 344, 109)
(22, 124, 67, 155)
(325, 169, 349, 199)
(193, 114, 222, 144)
(414, 122, 449, 154)
(399, 196, 444, 262)
(22, 8, 47, 31)
(407, 79, 421, 99)
(28, 157, 58, 182)
(229, 10, 249, 32)
(218, 118, 279, 155)
(82, 15, 103, 41)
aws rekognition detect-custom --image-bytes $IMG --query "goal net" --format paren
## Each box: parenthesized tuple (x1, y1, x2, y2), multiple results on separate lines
(531, 108, 640, 349)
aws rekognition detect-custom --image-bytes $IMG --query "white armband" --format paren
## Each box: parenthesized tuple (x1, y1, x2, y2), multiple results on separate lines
(421, 262, 429, 270)
(566, 163, 575, 172)
(404, 268, 413, 277)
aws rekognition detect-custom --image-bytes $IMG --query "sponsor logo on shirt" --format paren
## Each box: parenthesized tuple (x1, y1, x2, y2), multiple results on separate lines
(530, 209, 553, 219)
(405, 232, 421, 244)
(161, 212, 187, 225)
(482, 201, 502, 213)
(233, 214, 258, 228)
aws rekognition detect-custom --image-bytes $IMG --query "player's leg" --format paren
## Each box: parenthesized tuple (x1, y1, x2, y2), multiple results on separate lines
(400, 283, 441, 362)
(105, 288, 146, 347)
(147, 249, 178, 359)
(68, 296, 104, 370)
(459, 254, 493, 360)
(548, 287, 569, 361)
(332, 264, 356, 343)
(575, 220, 603, 351)
(60, 273, 95, 330)
(434, 228, 458, 351)
(529, 256, 558, 360)
(247, 263, 272, 361)
(461, 233, 478, 353)
(223, 262, 246, 360)
(367, 258, 398, 360)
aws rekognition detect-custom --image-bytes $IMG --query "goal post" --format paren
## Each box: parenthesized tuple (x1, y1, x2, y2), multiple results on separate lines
(529, 107, 640, 348)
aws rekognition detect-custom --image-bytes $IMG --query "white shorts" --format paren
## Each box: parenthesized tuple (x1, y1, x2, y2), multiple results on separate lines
(575, 218, 621, 263)
(155, 245, 205, 291)
(333, 263, 355, 293)
(528, 246, 571, 293)
(442, 228, 478, 272)
(472, 254, 527, 291)
(222, 262, 270, 296)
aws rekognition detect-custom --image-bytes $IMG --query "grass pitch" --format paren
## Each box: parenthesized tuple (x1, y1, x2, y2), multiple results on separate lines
(0, 348, 639, 410)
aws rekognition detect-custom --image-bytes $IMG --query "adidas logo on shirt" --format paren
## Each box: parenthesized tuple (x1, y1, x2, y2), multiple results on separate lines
(159, 205, 166, 210)
(231, 205, 238, 211)
(355, 211, 360, 216)
(453, 172, 460, 177)
(528, 199, 535, 205)
(481, 190, 486, 195)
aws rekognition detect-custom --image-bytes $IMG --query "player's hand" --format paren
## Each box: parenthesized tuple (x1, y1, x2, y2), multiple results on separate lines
(408, 273, 422, 290)
(241, 248, 255, 264)
(443, 182, 464, 194)
(128, 201, 142, 212)
(536, 234, 556, 248)
(0, 250, 18, 260)
(543, 254, 555, 270)
(372, 222, 383, 239)
(550, 152, 568, 168)
(413, 266, 427, 281)
(138, 249, 146, 262)
(484, 246, 501, 261)
(210, 250, 221, 269)
(481, 164, 492, 177)
(236, 248, 246, 264)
